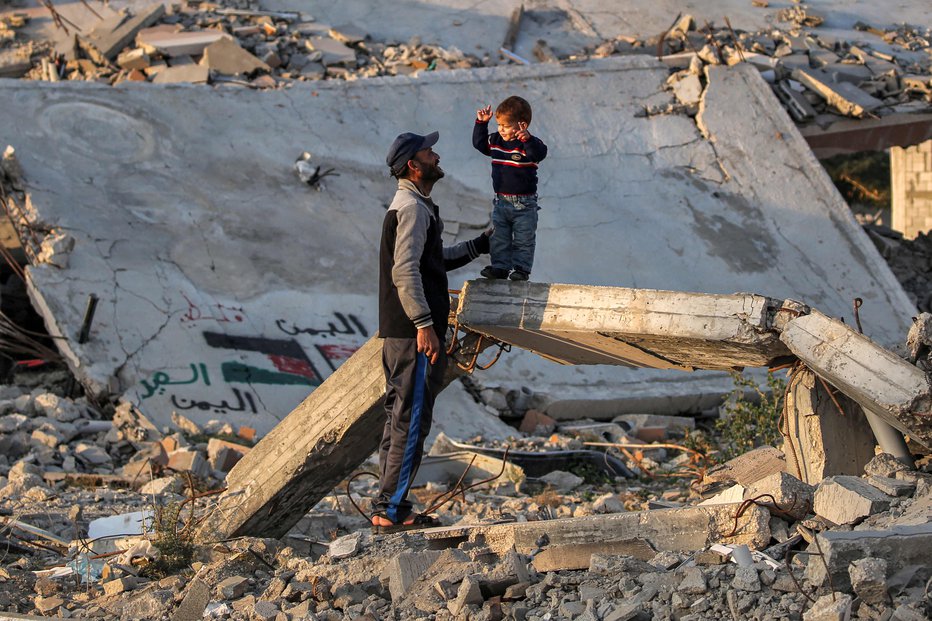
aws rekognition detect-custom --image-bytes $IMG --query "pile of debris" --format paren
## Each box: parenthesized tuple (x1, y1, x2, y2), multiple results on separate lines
(1, 0, 485, 87)
(1, 380, 931, 620)
(591, 12, 932, 124)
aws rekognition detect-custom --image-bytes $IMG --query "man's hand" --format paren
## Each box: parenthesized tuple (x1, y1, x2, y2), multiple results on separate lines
(417, 327, 441, 365)
(516, 121, 532, 142)
(476, 105, 493, 123)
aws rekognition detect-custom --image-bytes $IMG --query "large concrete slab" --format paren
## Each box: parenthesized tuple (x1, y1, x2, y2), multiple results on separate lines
(421, 502, 772, 555)
(457, 281, 795, 370)
(780, 310, 932, 448)
(0, 56, 915, 433)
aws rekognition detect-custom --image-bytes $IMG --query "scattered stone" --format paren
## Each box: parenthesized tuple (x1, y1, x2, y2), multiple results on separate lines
(814, 476, 893, 525)
(867, 475, 916, 497)
(865, 453, 911, 478)
(217, 575, 249, 600)
(201, 38, 270, 76)
(803, 593, 852, 621)
(151, 64, 209, 84)
(849, 557, 888, 605)
(449, 575, 484, 616)
(539, 470, 583, 492)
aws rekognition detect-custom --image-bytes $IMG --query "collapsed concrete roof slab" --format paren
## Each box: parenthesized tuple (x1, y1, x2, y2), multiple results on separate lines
(779, 310, 932, 448)
(456, 281, 794, 370)
(0, 55, 915, 435)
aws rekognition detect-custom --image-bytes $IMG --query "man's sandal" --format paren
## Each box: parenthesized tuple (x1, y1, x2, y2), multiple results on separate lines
(370, 511, 442, 535)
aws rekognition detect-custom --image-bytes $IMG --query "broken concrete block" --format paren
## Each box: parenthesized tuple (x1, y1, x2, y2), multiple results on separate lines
(866, 475, 916, 497)
(698, 484, 746, 506)
(201, 38, 270, 76)
(864, 453, 910, 478)
(802, 593, 852, 621)
(172, 578, 209, 621)
(518, 409, 556, 434)
(449, 575, 484, 616)
(388, 550, 441, 602)
(676, 566, 707, 594)
(731, 566, 761, 592)
(589, 554, 658, 576)
(151, 65, 209, 84)
(745, 472, 814, 520)
(206, 438, 250, 472)
(669, 72, 703, 110)
(216, 576, 249, 600)
(793, 68, 883, 118)
(137, 26, 231, 57)
(703, 446, 786, 488)
(775, 80, 817, 121)
(804, 524, 932, 592)
(103, 576, 137, 595)
(539, 470, 583, 493)
(849, 557, 888, 605)
(167, 449, 210, 478)
(304, 36, 357, 66)
(117, 48, 150, 70)
(75, 443, 111, 466)
(79, 4, 166, 63)
(328, 24, 367, 46)
(814, 476, 892, 525)
(139, 476, 183, 495)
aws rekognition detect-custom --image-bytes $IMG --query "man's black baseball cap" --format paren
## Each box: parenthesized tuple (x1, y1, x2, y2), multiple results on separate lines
(386, 131, 439, 176)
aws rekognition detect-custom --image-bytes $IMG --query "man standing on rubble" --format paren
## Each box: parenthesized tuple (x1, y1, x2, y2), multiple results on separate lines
(372, 131, 491, 533)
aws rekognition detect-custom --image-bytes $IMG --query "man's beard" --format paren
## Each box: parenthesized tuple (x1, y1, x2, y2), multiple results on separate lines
(422, 163, 445, 182)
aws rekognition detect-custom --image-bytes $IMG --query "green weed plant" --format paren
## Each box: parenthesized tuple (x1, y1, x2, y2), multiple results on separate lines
(715, 371, 786, 461)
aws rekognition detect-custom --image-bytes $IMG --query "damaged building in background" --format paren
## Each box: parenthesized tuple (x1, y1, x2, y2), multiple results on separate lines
(0, 0, 931, 620)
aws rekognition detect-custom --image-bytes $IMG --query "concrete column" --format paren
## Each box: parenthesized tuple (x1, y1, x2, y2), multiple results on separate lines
(782, 367, 875, 484)
(891, 139, 932, 239)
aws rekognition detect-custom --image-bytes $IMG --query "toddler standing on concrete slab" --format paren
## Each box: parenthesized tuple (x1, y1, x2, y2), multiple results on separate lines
(472, 95, 548, 281)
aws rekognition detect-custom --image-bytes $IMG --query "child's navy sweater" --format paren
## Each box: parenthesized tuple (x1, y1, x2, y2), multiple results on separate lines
(472, 120, 548, 196)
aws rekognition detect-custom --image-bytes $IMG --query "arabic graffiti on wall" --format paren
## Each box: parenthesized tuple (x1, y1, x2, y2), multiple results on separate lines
(137, 309, 369, 418)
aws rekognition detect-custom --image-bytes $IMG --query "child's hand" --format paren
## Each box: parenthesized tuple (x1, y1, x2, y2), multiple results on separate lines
(516, 121, 532, 142)
(476, 105, 493, 122)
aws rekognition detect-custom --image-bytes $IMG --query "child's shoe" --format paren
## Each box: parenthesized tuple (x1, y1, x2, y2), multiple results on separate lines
(509, 269, 530, 281)
(481, 266, 509, 279)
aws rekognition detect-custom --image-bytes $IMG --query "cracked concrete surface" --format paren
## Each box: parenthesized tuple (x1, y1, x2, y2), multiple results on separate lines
(0, 56, 916, 433)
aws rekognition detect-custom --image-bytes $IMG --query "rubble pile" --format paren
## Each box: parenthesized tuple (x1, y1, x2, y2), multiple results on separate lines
(594, 13, 932, 124)
(863, 224, 932, 311)
(1, 0, 486, 87)
(1, 388, 931, 620)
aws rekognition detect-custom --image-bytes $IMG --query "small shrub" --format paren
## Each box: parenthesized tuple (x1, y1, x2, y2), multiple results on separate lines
(140, 501, 195, 579)
(715, 370, 786, 461)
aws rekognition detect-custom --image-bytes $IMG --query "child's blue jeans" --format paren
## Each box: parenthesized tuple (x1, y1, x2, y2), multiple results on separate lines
(489, 194, 539, 274)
